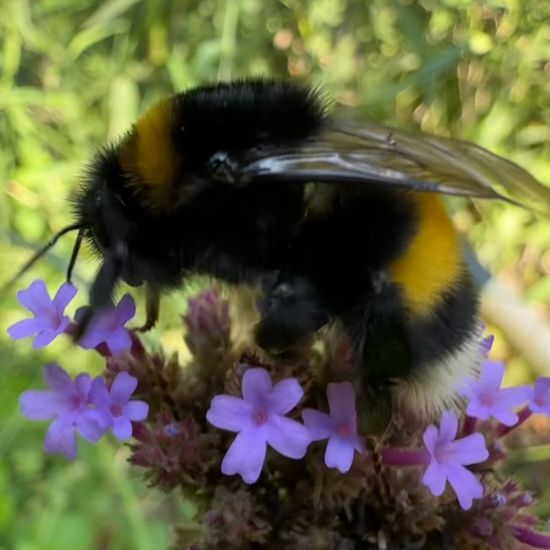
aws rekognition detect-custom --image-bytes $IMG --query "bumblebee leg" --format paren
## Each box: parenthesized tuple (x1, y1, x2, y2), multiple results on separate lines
(254, 271, 328, 354)
(135, 285, 160, 332)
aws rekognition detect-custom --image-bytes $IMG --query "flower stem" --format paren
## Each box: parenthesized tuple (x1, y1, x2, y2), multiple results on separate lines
(511, 525, 550, 548)
(380, 448, 429, 466)
(497, 407, 532, 438)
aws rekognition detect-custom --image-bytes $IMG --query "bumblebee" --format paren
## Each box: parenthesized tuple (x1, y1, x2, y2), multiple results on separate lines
(13, 79, 550, 419)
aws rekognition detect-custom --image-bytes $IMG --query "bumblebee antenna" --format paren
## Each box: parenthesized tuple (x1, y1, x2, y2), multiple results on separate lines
(1, 223, 84, 291)
(66, 229, 85, 283)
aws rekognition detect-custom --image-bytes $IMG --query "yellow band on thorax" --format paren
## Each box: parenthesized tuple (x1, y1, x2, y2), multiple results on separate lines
(120, 98, 180, 207)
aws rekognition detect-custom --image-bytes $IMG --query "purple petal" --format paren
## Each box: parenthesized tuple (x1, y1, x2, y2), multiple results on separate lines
(422, 460, 447, 496)
(112, 417, 133, 440)
(58, 316, 70, 333)
(422, 425, 439, 455)
(480, 360, 505, 391)
(353, 435, 366, 454)
(531, 377, 550, 413)
(74, 373, 92, 399)
(489, 406, 519, 427)
(32, 329, 59, 349)
(7, 318, 41, 339)
(115, 294, 136, 324)
(446, 464, 484, 510)
(302, 408, 334, 441)
(468, 385, 530, 425)
(327, 382, 356, 422)
(110, 372, 137, 405)
(78, 320, 104, 349)
(91, 309, 118, 332)
(20, 390, 66, 420)
(18, 280, 51, 315)
(221, 429, 267, 483)
(44, 364, 73, 392)
(491, 385, 531, 426)
(533, 377, 550, 403)
(105, 329, 132, 356)
(324, 436, 356, 473)
(44, 418, 77, 459)
(268, 378, 303, 415)
(465, 399, 492, 421)
(89, 377, 111, 409)
(78, 411, 109, 442)
(52, 283, 77, 313)
(78, 333, 101, 350)
(444, 433, 489, 466)
(438, 411, 459, 445)
(242, 368, 272, 405)
(266, 415, 310, 459)
(499, 385, 531, 408)
(207, 395, 252, 432)
(480, 335, 494, 356)
(125, 401, 149, 421)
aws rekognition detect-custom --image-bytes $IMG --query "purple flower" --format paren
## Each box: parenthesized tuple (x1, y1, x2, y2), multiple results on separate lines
(78, 294, 136, 356)
(462, 360, 530, 426)
(480, 335, 494, 356)
(529, 377, 550, 415)
(302, 382, 365, 473)
(8, 280, 77, 348)
(89, 372, 149, 440)
(422, 411, 489, 510)
(206, 367, 309, 484)
(19, 364, 107, 459)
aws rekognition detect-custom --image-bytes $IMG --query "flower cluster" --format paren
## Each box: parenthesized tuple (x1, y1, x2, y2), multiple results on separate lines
(8, 280, 147, 457)
(8, 280, 136, 356)
(8, 279, 550, 548)
(20, 366, 148, 458)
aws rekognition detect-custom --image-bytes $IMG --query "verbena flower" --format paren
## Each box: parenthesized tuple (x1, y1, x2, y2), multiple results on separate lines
(77, 294, 136, 356)
(422, 410, 489, 510)
(302, 382, 365, 473)
(529, 377, 550, 416)
(462, 360, 530, 426)
(8, 280, 76, 348)
(19, 364, 107, 459)
(89, 372, 149, 440)
(206, 367, 309, 483)
(480, 334, 494, 356)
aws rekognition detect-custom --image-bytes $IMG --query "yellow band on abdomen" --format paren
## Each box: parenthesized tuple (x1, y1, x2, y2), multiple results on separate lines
(389, 194, 463, 317)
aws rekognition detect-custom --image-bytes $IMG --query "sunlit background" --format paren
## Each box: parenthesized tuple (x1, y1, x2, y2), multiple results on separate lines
(1, 0, 549, 548)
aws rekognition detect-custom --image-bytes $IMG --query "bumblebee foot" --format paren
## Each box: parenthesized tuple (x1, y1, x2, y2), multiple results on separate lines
(255, 272, 328, 353)
(134, 319, 157, 332)
(134, 285, 160, 333)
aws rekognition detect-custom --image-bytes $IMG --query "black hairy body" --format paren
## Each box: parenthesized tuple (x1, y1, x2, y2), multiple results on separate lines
(51, 79, 547, 416)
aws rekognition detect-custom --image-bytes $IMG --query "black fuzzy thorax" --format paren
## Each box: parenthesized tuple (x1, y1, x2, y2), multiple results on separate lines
(172, 79, 327, 171)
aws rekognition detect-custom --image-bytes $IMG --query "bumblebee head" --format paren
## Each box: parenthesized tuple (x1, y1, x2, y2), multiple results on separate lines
(75, 150, 144, 301)
(74, 140, 183, 311)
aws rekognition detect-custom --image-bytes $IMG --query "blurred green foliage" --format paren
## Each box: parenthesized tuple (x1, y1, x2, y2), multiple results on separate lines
(1, 0, 549, 547)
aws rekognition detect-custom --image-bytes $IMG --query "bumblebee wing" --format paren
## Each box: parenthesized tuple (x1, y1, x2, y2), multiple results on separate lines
(243, 121, 550, 209)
